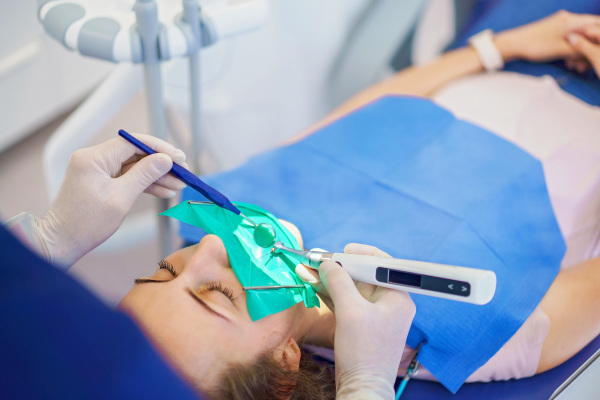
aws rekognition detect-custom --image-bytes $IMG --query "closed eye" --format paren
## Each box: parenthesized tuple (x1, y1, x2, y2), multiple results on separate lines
(158, 259, 177, 277)
(134, 259, 177, 284)
(200, 281, 237, 302)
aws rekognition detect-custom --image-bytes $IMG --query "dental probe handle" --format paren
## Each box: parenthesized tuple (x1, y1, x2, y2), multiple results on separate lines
(312, 252, 496, 305)
(118, 129, 241, 215)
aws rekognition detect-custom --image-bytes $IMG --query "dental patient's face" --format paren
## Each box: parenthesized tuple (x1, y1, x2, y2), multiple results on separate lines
(118, 234, 303, 392)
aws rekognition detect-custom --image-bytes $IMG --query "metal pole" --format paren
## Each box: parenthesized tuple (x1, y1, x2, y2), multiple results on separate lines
(182, 0, 203, 174)
(134, 0, 173, 257)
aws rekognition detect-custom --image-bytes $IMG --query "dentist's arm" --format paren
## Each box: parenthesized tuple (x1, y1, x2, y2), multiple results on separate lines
(5, 134, 188, 269)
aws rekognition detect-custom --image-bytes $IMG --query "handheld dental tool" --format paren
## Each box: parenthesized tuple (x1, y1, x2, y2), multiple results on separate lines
(273, 242, 496, 305)
(243, 285, 305, 291)
(118, 129, 277, 247)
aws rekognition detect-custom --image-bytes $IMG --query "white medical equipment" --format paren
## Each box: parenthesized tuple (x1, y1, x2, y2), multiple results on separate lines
(36, 0, 471, 259)
(37, 0, 268, 256)
(274, 242, 497, 305)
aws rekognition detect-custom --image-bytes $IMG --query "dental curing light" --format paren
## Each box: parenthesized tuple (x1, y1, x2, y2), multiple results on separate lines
(274, 242, 496, 305)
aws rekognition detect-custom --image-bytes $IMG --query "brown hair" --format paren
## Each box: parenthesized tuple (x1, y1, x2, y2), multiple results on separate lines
(211, 348, 336, 400)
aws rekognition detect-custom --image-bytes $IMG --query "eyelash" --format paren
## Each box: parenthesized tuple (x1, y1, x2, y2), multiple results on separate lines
(202, 282, 237, 302)
(158, 260, 177, 277)
(157, 261, 235, 302)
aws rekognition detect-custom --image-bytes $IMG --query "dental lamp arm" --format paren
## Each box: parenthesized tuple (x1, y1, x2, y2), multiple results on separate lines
(296, 11, 600, 138)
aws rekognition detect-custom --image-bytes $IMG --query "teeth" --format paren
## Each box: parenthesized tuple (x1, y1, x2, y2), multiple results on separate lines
(272, 241, 284, 253)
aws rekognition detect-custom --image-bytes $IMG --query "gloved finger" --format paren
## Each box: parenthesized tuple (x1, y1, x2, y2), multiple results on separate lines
(295, 263, 321, 285)
(152, 173, 187, 191)
(121, 162, 187, 191)
(370, 284, 413, 306)
(295, 263, 334, 307)
(344, 243, 392, 258)
(344, 244, 390, 298)
(355, 281, 378, 299)
(118, 153, 173, 203)
(112, 133, 187, 165)
(370, 287, 417, 324)
(144, 183, 177, 199)
(123, 151, 186, 166)
(319, 260, 364, 313)
(298, 256, 376, 300)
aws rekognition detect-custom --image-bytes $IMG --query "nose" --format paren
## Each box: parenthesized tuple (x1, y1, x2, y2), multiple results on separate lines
(184, 234, 230, 278)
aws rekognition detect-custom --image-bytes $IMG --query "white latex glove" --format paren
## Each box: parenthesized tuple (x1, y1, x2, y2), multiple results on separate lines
(314, 243, 416, 399)
(37, 133, 188, 267)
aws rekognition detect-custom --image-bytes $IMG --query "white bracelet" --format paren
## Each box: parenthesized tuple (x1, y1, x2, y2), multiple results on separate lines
(468, 29, 504, 72)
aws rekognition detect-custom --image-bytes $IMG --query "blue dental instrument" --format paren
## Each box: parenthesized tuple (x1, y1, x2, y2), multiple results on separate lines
(118, 129, 277, 247)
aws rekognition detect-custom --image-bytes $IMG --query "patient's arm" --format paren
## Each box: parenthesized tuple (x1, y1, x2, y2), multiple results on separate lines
(537, 256, 600, 373)
(402, 257, 600, 382)
(291, 11, 600, 142)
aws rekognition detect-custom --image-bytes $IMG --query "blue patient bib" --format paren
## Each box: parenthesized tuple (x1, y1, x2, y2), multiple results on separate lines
(181, 96, 565, 392)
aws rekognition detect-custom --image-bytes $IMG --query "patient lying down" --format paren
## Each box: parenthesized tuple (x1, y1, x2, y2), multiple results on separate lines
(120, 9, 600, 399)
(118, 217, 600, 399)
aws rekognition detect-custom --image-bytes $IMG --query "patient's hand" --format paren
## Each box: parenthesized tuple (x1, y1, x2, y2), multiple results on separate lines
(566, 23, 600, 77)
(495, 11, 600, 64)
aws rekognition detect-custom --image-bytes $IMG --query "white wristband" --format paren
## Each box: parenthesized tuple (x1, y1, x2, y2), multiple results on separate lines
(468, 29, 504, 72)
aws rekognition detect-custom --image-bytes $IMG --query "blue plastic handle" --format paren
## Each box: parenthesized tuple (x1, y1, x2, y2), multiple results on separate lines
(118, 129, 241, 215)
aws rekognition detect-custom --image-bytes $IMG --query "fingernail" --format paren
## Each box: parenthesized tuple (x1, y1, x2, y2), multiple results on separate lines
(295, 264, 319, 284)
(567, 33, 580, 45)
(167, 190, 177, 199)
(310, 248, 328, 253)
(174, 149, 186, 164)
(344, 243, 357, 253)
(154, 153, 172, 172)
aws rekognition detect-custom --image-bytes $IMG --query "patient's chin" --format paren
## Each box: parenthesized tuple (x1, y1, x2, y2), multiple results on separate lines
(278, 219, 304, 248)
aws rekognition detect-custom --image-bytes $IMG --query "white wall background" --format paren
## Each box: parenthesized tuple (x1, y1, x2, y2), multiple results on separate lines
(0, 0, 113, 152)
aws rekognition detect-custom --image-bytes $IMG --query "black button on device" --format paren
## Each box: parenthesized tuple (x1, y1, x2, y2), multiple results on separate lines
(376, 267, 388, 283)
(421, 276, 470, 297)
